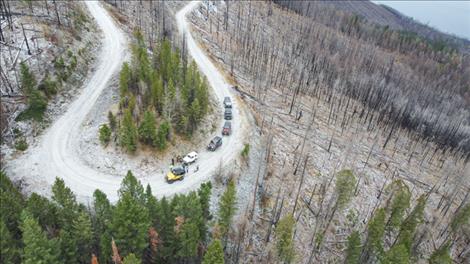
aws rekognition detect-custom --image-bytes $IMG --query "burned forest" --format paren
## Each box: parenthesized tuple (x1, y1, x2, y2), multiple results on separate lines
(190, 1, 470, 263)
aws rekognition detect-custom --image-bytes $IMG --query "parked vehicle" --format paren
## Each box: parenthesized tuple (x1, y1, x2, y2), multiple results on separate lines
(223, 96, 232, 108)
(166, 166, 185, 183)
(222, 121, 232, 135)
(224, 108, 232, 120)
(183, 151, 198, 164)
(207, 136, 222, 151)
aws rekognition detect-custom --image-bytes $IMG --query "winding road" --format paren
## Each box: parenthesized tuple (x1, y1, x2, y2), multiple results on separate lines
(5, 1, 246, 202)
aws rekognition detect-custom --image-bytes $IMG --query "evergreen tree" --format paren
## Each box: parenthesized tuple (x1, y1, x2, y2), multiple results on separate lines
(120, 62, 131, 97)
(20, 61, 47, 121)
(386, 180, 411, 230)
(159, 38, 173, 82)
(123, 253, 141, 264)
(120, 109, 138, 152)
(155, 121, 170, 150)
(26, 193, 59, 231)
(345, 230, 361, 264)
(198, 182, 213, 222)
(176, 220, 200, 261)
(51, 177, 79, 226)
(20, 210, 60, 264)
(218, 180, 237, 239)
(72, 211, 93, 263)
(396, 195, 426, 254)
(99, 124, 112, 146)
(364, 208, 386, 261)
(450, 203, 470, 233)
(154, 197, 176, 262)
(108, 111, 117, 131)
(110, 192, 150, 258)
(145, 185, 158, 226)
(275, 214, 296, 264)
(93, 190, 113, 264)
(118, 170, 146, 203)
(202, 239, 224, 264)
(335, 169, 356, 210)
(138, 110, 157, 146)
(0, 220, 18, 264)
(0, 171, 25, 238)
(383, 244, 409, 264)
(20, 61, 37, 93)
(59, 227, 78, 263)
(429, 243, 452, 264)
(150, 74, 164, 114)
(189, 98, 202, 131)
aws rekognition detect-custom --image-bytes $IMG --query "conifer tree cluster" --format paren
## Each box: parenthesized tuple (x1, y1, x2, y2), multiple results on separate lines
(1, 170, 226, 264)
(107, 30, 210, 153)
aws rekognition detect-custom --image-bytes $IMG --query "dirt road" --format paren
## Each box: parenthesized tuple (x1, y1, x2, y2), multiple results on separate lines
(5, 1, 246, 202)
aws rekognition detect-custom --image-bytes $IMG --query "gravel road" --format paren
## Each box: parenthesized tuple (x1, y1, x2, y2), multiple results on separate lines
(5, 1, 247, 202)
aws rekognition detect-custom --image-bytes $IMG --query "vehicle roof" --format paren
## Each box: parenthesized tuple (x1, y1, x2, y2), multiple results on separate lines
(186, 151, 198, 156)
(225, 108, 232, 113)
(172, 166, 185, 174)
(224, 96, 231, 101)
(224, 121, 231, 127)
(213, 136, 222, 141)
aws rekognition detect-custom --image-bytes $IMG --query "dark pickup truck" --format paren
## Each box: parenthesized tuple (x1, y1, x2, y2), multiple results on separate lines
(207, 136, 222, 151)
(223, 96, 232, 108)
(222, 121, 232, 135)
(224, 108, 232, 120)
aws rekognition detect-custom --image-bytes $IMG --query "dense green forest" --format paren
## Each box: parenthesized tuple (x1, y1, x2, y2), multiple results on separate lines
(102, 31, 210, 152)
(0, 171, 239, 264)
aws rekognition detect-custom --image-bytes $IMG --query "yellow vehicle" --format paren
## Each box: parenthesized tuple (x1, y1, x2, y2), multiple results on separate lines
(166, 166, 186, 183)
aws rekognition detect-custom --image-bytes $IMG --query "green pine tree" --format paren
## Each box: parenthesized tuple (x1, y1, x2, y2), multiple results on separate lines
(118, 170, 146, 203)
(0, 171, 25, 238)
(120, 62, 131, 97)
(20, 210, 60, 264)
(51, 178, 79, 227)
(345, 230, 361, 264)
(275, 214, 296, 264)
(383, 243, 410, 264)
(20, 61, 37, 93)
(123, 253, 142, 264)
(19, 62, 47, 121)
(335, 169, 356, 210)
(155, 121, 170, 150)
(429, 243, 452, 264)
(138, 110, 157, 146)
(154, 197, 176, 263)
(93, 190, 113, 264)
(26, 193, 59, 231)
(450, 203, 470, 233)
(396, 195, 426, 254)
(108, 111, 117, 131)
(176, 221, 200, 261)
(364, 208, 386, 261)
(99, 124, 112, 146)
(0, 220, 18, 264)
(202, 239, 224, 264)
(110, 192, 150, 258)
(120, 109, 138, 153)
(386, 180, 411, 230)
(150, 74, 164, 114)
(218, 180, 237, 239)
(72, 211, 93, 263)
